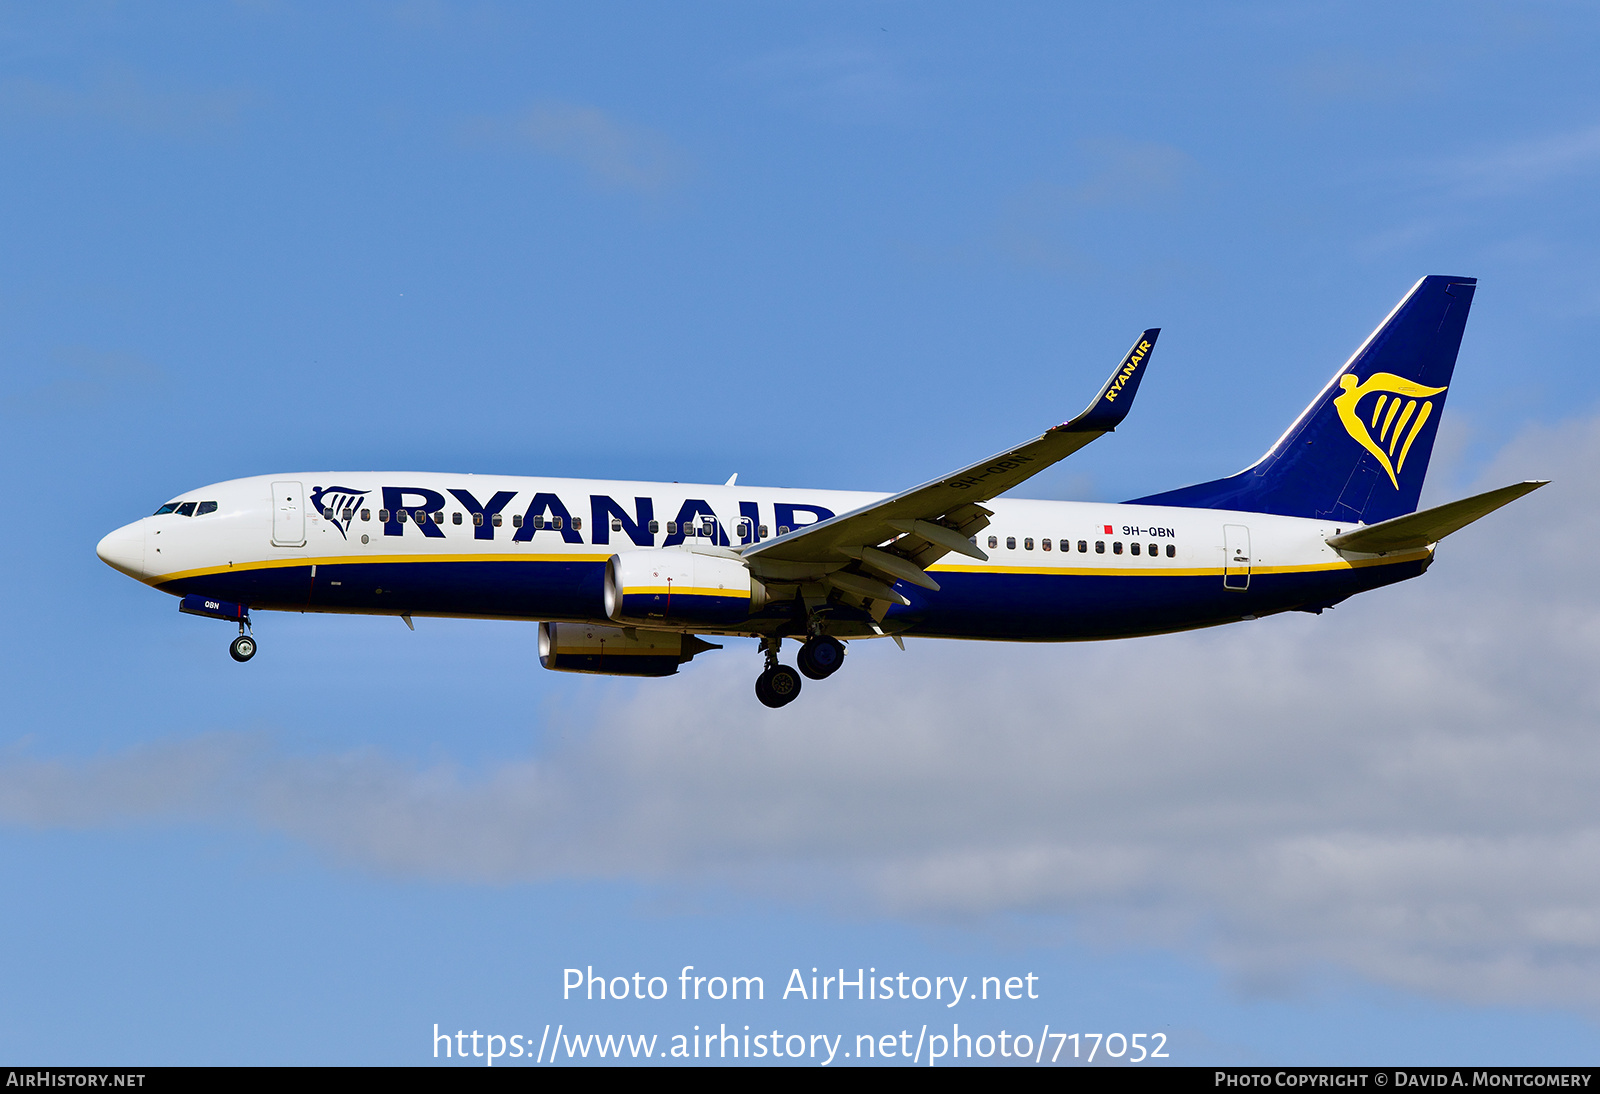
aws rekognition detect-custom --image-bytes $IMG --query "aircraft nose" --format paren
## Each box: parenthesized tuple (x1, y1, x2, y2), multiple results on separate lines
(96, 521, 147, 579)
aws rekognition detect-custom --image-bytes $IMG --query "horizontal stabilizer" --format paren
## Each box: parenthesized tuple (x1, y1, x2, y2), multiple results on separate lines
(1326, 480, 1547, 553)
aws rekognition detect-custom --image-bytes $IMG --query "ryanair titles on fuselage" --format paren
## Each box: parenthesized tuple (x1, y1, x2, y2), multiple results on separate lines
(309, 481, 841, 548)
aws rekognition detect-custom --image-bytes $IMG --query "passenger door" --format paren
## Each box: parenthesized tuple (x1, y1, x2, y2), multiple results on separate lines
(1223, 524, 1250, 590)
(272, 481, 306, 547)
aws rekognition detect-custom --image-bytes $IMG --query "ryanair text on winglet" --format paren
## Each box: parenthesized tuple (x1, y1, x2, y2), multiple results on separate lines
(1102, 339, 1152, 403)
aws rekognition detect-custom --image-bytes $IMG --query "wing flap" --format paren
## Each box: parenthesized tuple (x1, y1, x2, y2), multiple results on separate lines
(1326, 480, 1547, 553)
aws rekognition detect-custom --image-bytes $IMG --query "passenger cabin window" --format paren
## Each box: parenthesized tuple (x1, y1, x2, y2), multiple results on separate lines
(665, 521, 677, 534)
(700, 519, 713, 537)
(649, 520, 660, 534)
(1076, 540, 1086, 552)
(395, 510, 408, 523)
(341, 509, 353, 522)
(569, 517, 579, 531)
(1024, 538, 1034, 551)
(452, 512, 462, 525)
(176, 502, 197, 517)
(988, 536, 998, 549)
(512, 514, 523, 528)
(1113, 541, 1123, 554)
(533, 515, 545, 529)
(197, 501, 218, 516)
(491, 513, 502, 527)
(379, 509, 391, 522)
(1130, 542, 1140, 555)
(360, 510, 370, 521)
(413, 509, 427, 523)
(758, 525, 768, 538)
(1005, 537, 1016, 550)
(1149, 543, 1157, 557)
(1042, 538, 1051, 551)
(1166, 544, 1176, 557)
(1095, 540, 1105, 553)
(612, 519, 623, 531)
(778, 525, 790, 535)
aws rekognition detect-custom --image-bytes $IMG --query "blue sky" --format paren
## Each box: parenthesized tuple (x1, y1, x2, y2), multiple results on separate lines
(3, 1, 1600, 1065)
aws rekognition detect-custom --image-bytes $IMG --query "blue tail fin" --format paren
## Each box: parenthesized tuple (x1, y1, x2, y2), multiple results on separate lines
(1129, 275, 1476, 524)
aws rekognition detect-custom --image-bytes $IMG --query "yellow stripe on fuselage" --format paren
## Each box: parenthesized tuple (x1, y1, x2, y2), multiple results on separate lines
(150, 546, 1429, 590)
(927, 549, 1430, 578)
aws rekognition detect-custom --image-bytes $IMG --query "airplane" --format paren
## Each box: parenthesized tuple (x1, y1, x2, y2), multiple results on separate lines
(96, 275, 1544, 707)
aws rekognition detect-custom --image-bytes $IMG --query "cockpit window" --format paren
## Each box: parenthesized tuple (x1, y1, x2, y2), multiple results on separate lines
(153, 502, 180, 515)
(196, 501, 218, 515)
(175, 502, 197, 517)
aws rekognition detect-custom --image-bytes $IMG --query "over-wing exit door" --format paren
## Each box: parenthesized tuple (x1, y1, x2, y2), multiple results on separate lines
(272, 481, 306, 547)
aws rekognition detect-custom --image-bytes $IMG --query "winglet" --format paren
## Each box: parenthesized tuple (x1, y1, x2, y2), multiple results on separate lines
(1061, 328, 1161, 433)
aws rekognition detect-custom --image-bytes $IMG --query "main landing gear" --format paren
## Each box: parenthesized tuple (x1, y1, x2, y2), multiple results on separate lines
(229, 622, 257, 663)
(754, 635, 847, 708)
(754, 636, 800, 708)
(797, 635, 845, 680)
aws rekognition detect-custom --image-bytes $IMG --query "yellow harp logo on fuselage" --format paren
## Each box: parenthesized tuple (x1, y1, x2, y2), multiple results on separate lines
(1332, 372, 1447, 489)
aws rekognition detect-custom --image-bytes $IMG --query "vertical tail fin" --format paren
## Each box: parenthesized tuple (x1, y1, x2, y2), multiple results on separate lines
(1129, 275, 1476, 523)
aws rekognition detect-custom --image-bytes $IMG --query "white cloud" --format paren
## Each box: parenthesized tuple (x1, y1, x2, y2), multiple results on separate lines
(0, 70, 247, 137)
(471, 102, 689, 193)
(739, 42, 913, 121)
(2, 347, 167, 416)
(991, 139, 1196, 273)
(1440, 123, 1600, 198)
(4, 413, 1598, 1008)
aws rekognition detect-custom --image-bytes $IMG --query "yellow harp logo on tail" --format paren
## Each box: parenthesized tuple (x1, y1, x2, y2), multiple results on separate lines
(1332, 372, 1447, 489)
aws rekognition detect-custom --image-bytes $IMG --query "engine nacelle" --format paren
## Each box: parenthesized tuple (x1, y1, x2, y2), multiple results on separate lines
(605, 547, 766, 628)
(538, 622, 719, 677)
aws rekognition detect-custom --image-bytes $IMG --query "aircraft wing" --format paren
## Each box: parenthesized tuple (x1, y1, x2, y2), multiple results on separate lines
(740, 330, 1160, 603)
(1326, 480, 1548, 554)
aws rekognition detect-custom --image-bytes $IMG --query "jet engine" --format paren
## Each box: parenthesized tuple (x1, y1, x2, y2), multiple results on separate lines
(605, 547, 767, 627)
(538, 622, 720, 677)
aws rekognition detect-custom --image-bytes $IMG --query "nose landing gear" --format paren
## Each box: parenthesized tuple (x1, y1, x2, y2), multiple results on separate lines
(229, 619, 257, 663)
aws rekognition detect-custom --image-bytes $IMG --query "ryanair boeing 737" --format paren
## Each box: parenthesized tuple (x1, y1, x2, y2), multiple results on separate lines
(96, 276, 1544, 707)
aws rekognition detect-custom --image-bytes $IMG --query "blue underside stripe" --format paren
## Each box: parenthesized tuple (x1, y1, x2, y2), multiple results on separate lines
(156, 557, 1425, 640)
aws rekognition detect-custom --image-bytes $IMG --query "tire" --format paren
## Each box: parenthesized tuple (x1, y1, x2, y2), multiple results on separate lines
(797, 636, 846, 680)
(755, 665, 802, 708)
(755, 671, 780, 708)
(229, 635, 257, 663)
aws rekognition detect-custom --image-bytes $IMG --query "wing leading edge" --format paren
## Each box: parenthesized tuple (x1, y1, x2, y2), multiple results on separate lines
(740, 329, 1160, 611)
